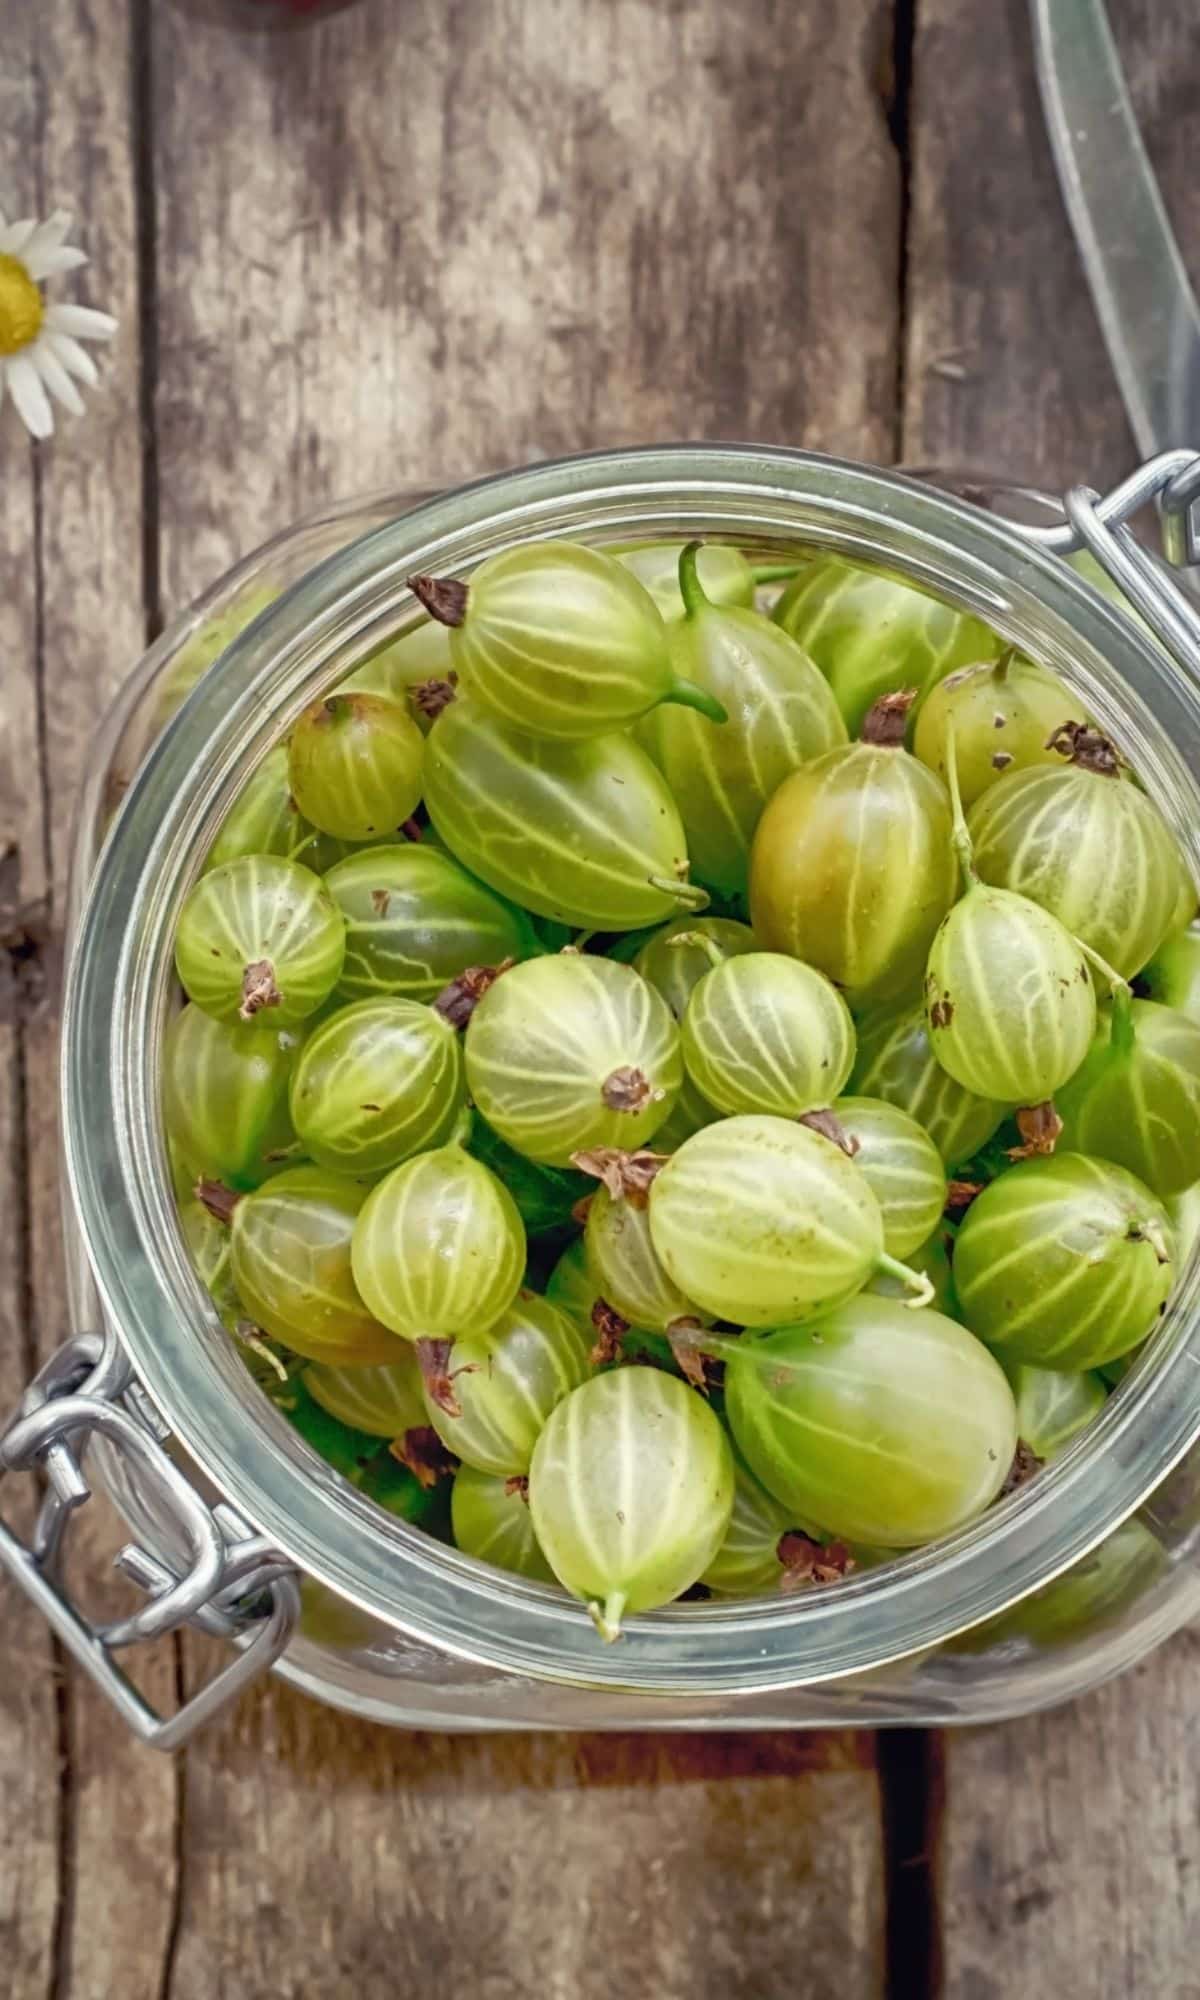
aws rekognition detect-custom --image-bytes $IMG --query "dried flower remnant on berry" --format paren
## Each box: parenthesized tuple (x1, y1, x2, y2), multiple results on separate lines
(414, 1336, 468, 1418)
(798, 1108, 860, 1157)
(433, 958, 514, 1029)
(408, 574, 469, 628)
(240, 958, 282, 1021)
(1000, 1440, 1044, 1495)
(504, 1474, 530, 1503)
(1006, 1101, 1063, 1160)
(590, 1296, 630, 1365)
(194, 1178, 241, 1225)
(667, 1320, 722, 1394)
(600, 1065, 660, 1113)
(411, 674, 458, 721)
(945, 1178, 985, 1220)
(859, 687, 919, 746)
(571, 1146, 668, 1206)
(777, 1533, 856, 1591)
(390, 1426, 460, 1490)
(1045, 719, 1122, 776)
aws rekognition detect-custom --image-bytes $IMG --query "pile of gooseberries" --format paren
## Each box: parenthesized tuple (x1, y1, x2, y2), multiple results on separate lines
(164, 529, 1197, 1645)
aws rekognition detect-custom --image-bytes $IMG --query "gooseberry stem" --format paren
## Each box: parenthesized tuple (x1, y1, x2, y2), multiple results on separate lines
(749, 561, 805, 586)
(651, 875, 711, 913)
(667, 679, 729, 725)
(664, 929, 725, 969)
(588, 1591, 627, 1643)
(677, 540, 710, 620)
(993, 644, 1017, 683)
(943, 721, 978, 889)
(874, 1254, 937, 1309)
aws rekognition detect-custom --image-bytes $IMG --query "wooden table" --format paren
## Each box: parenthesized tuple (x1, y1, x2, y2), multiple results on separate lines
(3, 2, 1200, 1993)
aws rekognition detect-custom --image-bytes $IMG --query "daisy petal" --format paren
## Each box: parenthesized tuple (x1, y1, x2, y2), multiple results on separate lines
(21, 211, 73, 261)
(31, 340, 85, 417)
(0, 217, 40, 255)
(44, 330, 99, 386)
(44, 302, 118, 341)
(25, 243, 88, 281)
(7, 354, 54, 439)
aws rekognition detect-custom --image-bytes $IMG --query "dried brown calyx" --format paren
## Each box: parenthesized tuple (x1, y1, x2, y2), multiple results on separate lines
(239, 958, 282, 1021)
(570, 1146, 668, 1208)
(408, 574, 469, 628)
(1000, 1440, 1043, 1496)
(504, 1475, 530, 1504)
(390, 1426, 460, 1490)
(1006, 1101, 1063, 1161)
(798, 1108, 860, 1158)
(1045, 719, 1121, 776)
(667, 1319, 722, 1395)
(194, 1178, 241, 1225)
(600, 1066, 661, 1114)
(944, 1178, 985, 1220)
(414, 1336, 471, 1418)
(370, 888, 391, 917)
(411, 673, 458, 720)
(589, 1297, 630, 1366)
(433, 957, 514, 1029)
(859, 687, 919, 746)
(401, 817, 423, 842)
(777, 1533, 856, 1591)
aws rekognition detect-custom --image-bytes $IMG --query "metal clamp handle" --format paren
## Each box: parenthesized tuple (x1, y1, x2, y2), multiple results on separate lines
(0, 1330, 300, 1752)
(1018, 447, 1200, 671)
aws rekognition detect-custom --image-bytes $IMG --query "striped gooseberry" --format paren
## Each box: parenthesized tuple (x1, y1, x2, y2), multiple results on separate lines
(827, 1096, 947, 1258)
(724, 1298, 1017, 1547)
(748, 697, 958, 1008)
(648, 1115, 934, 1328)
(203, 743, 321, 873)
(850, 998, 1006, 1165)
(773, 555, 1002, 736)
(304, 1349, 427, 1438)
(635, 541, 847, 898)
(699, 1458, 808, 1597)
(1055, 990, 1200, 1196)
(350, 1145, 526, 1405)
(289, 996, 466, 1177)
(582, 1174, 708, 1335)
(1139, 921, 1200, 1024)
(633, 915, 757, 1022)
(175, 854, 346, 1026)
(287, 689, 425, 842)
(229, 1164, 402, 1365)
(913, 649, 1085, 807)
(464, 955, 682, 1167)
(410, 541, 726, 740)
(614, 540, 756, 621)
(527, 1367, 735, 1639)
(543, 1237, 598, 1331)
(422, 1292, 591, 1475)
(680, 944, 855, 1119)
(1001, 1362, 1106, 1462)
(953, 1154, 1174, 1369)
(163, 1003, 303, 1190)
(649, 1069, 722, 1152)
(424, 698, 708, 930)
(451, 1465, 556, 1583)
(924, 727, 1096, 1103)
(324, 842, 537, 1005)
(341, 618, 454, 734)
(179, 1197, 241, 1331)
(966, 728, 1186, 977)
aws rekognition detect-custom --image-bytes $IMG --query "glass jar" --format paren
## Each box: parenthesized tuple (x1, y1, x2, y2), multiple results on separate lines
(36, 445, 1200, 1736)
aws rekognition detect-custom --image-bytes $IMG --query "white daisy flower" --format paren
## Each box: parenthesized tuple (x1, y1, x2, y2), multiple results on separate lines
(0, 209, 118, 440)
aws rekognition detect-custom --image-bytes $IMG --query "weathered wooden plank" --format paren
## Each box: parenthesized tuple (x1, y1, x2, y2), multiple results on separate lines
(0, 7, 181, 1999)
(906, 4, 1200, 1990)
(145, 3, 901, 1994)
(167, 1683, 884, 2000)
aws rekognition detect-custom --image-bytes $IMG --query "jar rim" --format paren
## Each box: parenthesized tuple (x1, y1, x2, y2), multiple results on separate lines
(63, 441, 1200, 1692)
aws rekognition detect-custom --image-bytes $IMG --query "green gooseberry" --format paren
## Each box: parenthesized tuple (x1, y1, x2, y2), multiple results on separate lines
(913, 649, 1085, 807)
(633, 915, 757, 1021)
(528, 1367, 735, 1639)
(304, 1349, 427, 1438)
(681, 947, 855, 1119)
(648, 1115, 933, 1328)
(614, 540, 756, 621)
(749, 710, 958, 1008)
(289, 996, 465, 1177)
(451, 1464, 557, 1583)
(162, 1003, 303, 1190)
(410, 540, 727, 740)
(203, 743, 322, 873)
(422, 1292, 591, 1476)
(287, 689, 425, 843)
(636, 542, 847, 898)
(724, 1298, 1017, 1547)
(850, 998, 1006, 1166)
(1056, 990, 1200, 1197)
(175, 853, 346, 1026)
(464, 955, 681, 1168)
(1002, 1361, 1106, 1462)
(953, 1154, 1174, 1369)
(424, 698, 709, 930)
(700, 1458, 805, 1597)
(178, 1197, 241, 1330)
(543, 1237, 597, 1331)
(649, 1069, 723, 1152)
(583, 1183, 707, 1334)
(773, 555, 1002, 736)
(342, 618, 454, 733)
(828, 1096, 947, 1258)
(324, 841, 537, 1004)
(230, 1164, 402, 1365)
(1140, 922, 1200, 1023)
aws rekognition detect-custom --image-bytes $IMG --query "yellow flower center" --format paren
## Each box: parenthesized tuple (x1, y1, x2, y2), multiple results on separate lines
(0, 253, 44, 357)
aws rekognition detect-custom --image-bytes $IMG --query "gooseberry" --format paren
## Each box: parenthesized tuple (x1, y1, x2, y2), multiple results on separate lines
(175, 853, 346, 1026)
(1002, 1362, 1106, 1462)
(582, 1176, 707, 1334)
(699, 1458, 806, 1597)
(451, 1465, 557, 1583)
(850, 998, 1006, 1165)
(287, 689, 425, 843)
(304, 1350, 428, 1438)
(422, 1292, 591, 1475)
(615, 540, 756, 620)
(324, 841, 537, 1004)
(1056, 990, 1200, 1197)
(633, 915, 757, 1022)
(162, 1003, 302, 1190)
(289, 996, 466, 1177)
(828, 1096, 947, 1258)
(913, 649, 1084, 806)
(230, 1164, 402, 1364)
(680, 945, 855, 1119)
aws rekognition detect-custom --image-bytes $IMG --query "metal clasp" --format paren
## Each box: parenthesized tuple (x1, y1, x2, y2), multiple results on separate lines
(0, 1330, 300, 1752)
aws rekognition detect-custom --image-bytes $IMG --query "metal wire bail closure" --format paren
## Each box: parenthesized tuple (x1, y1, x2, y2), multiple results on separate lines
(0, 1329, 300, 1752)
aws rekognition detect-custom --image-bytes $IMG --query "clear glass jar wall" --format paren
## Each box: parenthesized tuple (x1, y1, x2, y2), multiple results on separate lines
(62, 447, 1200, 1728)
